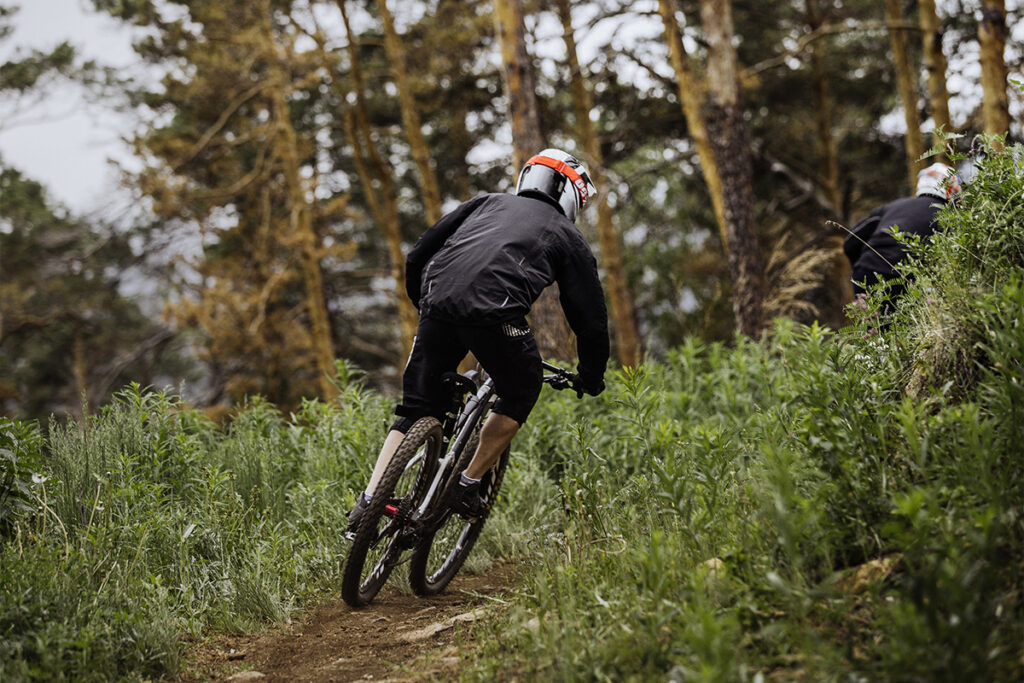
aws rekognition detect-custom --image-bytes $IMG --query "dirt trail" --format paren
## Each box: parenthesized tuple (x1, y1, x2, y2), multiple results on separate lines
(178, 564, 518, 682)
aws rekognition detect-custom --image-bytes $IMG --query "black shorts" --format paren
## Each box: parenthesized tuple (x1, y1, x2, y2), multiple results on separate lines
(392, 316, 543, 430)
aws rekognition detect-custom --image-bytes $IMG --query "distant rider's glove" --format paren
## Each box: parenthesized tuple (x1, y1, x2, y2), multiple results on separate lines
(575, 374, 605, 398)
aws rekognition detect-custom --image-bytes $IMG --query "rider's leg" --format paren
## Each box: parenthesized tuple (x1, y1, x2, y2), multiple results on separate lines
(364, 317, 467, 498)
(459, 319, 542, 483)
(364, 429, 407, 496)
(463, 413, 519, 479)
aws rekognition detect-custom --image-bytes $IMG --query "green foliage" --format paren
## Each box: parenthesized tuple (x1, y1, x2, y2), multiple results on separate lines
(0, 164, 187, 422)
(468, 144, 1024, 681)
(0, 418, 42, 538)
(2, 143, 1022, 680)
(0, 376, 390, 681)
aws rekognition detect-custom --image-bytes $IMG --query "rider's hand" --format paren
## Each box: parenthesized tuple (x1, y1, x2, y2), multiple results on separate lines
(575, 375, 605, 398)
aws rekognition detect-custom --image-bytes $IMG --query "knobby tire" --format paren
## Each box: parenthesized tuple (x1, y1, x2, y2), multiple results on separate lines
(408, 427, 510, 597)
(341, 418, 442, 608)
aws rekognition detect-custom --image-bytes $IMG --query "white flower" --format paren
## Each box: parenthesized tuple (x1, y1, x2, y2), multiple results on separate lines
(31, 473, 47, 485)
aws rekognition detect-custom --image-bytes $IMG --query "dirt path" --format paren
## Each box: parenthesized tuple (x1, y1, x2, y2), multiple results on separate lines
(177, 564, 519, 682)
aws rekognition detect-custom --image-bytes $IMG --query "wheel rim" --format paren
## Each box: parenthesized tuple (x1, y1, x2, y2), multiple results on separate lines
(420, 461, 502, 587)
(422, 515, 479, 587)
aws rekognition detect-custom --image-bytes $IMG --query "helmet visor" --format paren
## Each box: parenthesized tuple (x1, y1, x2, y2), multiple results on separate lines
(518, 164, 567, 201)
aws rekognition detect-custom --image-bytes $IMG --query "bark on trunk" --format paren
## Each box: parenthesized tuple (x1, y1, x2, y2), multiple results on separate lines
(806, 0, 840, 213)
(272, 86, 338, 398)
(805, 0, 850, 308)
(698, 0, 764, 337)
(337, 0, 417, 361)
(884, 0, 925, 191)
(378, 0, 443, 224)
(919, 0, 952, 158)
(978, 0, 1010, 147)
(557, 0, 640, 367)
(265, 17, 337, 399)
(494, 0, 574, 361)
(658, 0, 729, 251)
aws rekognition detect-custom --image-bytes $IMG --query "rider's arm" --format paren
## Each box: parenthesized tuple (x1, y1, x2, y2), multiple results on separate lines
(406, 195, 490, 307)
(555, 231, 610, 390)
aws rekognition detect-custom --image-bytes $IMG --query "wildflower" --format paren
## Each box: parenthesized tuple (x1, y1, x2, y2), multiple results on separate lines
(31, 473, 47, 485)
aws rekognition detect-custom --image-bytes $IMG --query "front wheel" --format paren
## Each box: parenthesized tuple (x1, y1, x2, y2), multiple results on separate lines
(408, 435, 509, 597)
(341, 418, 441, 608)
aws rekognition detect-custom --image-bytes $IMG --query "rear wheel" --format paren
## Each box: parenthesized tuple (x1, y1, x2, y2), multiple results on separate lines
(408, 428, 509, 597)
(341, 418, 441, 608)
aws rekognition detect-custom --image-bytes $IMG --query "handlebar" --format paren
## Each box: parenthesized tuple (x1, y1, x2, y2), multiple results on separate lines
(541, 361, 578, 392)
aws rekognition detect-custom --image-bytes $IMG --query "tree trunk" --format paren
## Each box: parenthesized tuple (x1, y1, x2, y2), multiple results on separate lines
(378, 0, 444, 224)
(265, 15, 337, 399)
(884, 0, 924, 192)
(493, 0, 544, 168)
(271, 83, 338, 398)
(337, 0, 417, 362)
(557, 0, 640, 367)
(919, 0, 952, 159)
(978, 0, 1010, 147)
(657, 0, 729, 251)
(806, 0, 840, 214)
(805, 0, 850, 310)
(698, 0, 764, 337)
(493, 0, 574, 361)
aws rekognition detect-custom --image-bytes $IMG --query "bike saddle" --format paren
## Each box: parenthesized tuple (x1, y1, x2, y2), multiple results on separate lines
(441, 371, 477, 396)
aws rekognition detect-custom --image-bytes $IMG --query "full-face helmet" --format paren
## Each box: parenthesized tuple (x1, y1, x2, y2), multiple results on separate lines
(515, 148, 597, 223)
(916, 162, 962, 201)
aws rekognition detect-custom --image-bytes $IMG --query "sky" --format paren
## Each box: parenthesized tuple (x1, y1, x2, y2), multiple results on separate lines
(0, 0, 140, 214)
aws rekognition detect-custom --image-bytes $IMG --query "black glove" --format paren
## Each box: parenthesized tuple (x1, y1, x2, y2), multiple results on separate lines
(575, 374, 605, 398)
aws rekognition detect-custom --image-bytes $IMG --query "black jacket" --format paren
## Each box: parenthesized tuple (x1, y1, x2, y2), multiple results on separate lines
(843, 195, 946, 295)
(406, 193, 610, 383)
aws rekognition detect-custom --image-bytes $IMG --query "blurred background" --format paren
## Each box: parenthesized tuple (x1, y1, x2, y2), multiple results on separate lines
(1, 0, 1021, 423)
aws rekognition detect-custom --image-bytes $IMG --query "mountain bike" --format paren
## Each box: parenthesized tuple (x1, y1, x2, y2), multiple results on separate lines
(341, 361, 576, 608)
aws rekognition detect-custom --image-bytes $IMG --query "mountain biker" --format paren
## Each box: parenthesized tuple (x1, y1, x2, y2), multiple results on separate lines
(348, 148, 610, 529)
(843, 161, 962, 307)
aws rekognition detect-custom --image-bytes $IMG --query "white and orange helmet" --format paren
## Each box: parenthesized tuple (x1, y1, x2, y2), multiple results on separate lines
(515, 148, 597, 223)
(916, 162, 962, 201)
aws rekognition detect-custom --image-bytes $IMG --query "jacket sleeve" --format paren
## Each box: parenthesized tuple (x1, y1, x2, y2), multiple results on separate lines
(843, 207, 882, 266)
(555, 231, 610, 384)
(406, 195, 488, 307)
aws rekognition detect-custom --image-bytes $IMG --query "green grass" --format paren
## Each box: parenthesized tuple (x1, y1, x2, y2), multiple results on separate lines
(465, 144, 1024, 681)
(0, 365, 390, 680)
(1, 143, 1022, 681)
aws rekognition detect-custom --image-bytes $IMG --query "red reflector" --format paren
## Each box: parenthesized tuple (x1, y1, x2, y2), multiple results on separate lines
(384, 504, 398, 515)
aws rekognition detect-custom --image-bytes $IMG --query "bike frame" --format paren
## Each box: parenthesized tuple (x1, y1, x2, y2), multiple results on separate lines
(412, 376, 497, 519)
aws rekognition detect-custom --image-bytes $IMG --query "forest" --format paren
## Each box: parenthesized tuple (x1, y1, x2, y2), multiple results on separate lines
(1, 0, 1023, 681)
(0, 0, 1018, 420)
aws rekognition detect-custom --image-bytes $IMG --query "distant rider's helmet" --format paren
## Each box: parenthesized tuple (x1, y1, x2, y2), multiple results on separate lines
(916, 162, 962, 202)
(515, 148, 597, 223)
